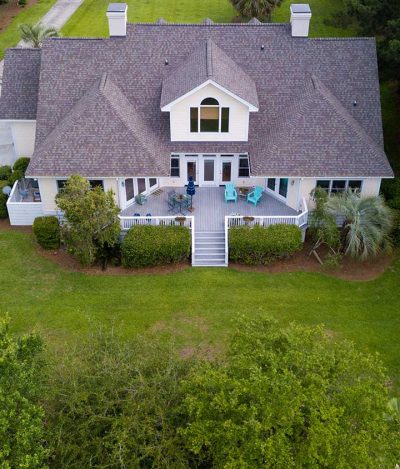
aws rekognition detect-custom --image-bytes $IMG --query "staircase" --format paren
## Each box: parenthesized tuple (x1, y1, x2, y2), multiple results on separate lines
(193, 231, 227, 267)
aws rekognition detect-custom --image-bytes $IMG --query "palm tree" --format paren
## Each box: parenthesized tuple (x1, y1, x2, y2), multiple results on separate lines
(229, 0, 281, 21)
(19, 23, 59, 48)
(326, 191, 393, 260)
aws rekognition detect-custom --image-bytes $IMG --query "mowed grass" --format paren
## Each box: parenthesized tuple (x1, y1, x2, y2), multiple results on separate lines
(1, 229, 399, 390)
(0, 0, 57, 59)
(62, 0, 237, 37)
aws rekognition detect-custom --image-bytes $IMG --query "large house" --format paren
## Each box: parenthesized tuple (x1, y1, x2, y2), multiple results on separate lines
(0, 3, 394, 265)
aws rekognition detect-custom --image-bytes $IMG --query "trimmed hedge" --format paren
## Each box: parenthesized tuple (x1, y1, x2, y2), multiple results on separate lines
(13, 157, 30, 175)
(0, 165, 12, 181)
(0, 193, 8, 219)
(229, 224, 303, 265)
(33, 216, 61, 250)
(121, 225, 191, 268)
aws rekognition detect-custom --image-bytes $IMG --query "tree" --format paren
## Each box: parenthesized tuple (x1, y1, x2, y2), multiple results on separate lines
(19, 23, 59, 48)
(0, 318, 47, 468)
(326, 191, 393, 260)
(46, 326, 190, 467)
(55, 175, 121, 266)
(180, 315, 400, 467)
(229, 0, 282, 21)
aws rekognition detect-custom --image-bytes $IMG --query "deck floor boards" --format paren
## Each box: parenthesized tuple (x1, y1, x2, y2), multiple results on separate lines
(120, 186, 298, 232)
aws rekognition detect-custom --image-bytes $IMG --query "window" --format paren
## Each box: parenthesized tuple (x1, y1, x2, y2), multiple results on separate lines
(149, 178, 157, 189)
(238, 155, 250, 177)
(125, 178, 135, 201)
(316, 179, 363, 196)
(279, 178, 288, 198)
(137, 178, 146, 194)
(190, 98, 229, 133)
(171, 156, 180, 177)
(88, 180, 104, 190)
(56, 180, 67, 192)
(267, 178, 276, 191)
(190, 108, 198, 133)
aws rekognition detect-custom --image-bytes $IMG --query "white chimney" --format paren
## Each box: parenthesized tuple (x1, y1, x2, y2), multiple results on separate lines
(290, 4, 312, 37)
(106, 3, 128, 37)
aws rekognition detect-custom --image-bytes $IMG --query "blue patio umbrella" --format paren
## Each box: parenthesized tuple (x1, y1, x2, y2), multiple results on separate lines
(186, 176, 196, 211)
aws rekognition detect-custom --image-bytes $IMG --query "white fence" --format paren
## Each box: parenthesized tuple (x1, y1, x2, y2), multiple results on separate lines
(224, 198, 309, 265)
(119, 215, 196, 265)
(6, 181, 44, 226)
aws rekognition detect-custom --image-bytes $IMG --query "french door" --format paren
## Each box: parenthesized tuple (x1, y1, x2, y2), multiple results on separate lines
(220, 159, 232, 183)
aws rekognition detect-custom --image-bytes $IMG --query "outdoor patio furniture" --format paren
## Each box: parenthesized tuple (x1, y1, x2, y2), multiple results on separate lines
(238, 187, 252, 199)
(247, 186, 263, 206)
(173, 193, 190, 214)
(33, 191, 41, 202)
(18, 187, 29, 200)
(134, 213, 140, 217)
(224, 183, 237, 202)
(135, 194, 147, 205)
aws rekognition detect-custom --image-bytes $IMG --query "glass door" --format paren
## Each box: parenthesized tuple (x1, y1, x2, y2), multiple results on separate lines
(124, 178, 135, 206)
(221, 161, 232, 183)
(187, 161, 197, 184)
(202, 159, 215, 185)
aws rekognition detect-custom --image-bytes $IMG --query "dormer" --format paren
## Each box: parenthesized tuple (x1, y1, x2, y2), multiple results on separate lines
(161, 40, 258, 142)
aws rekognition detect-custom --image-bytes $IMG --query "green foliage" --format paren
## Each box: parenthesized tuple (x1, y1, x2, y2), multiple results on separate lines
(55, 175, 120, 266)
(229, 223, 302, 264)
(32, 216, 60, 250)
(13, 157, 30, 175)
(229, 0, 281, 20)
(0, 318, 47, 468)
(326, 192, 393, 260)
(0, 193, 8, 219)
(122, 225, 191, 268)
(19, 22, 59, 48)
(46, 326, 191, 468)
(309, 187, 341, 251)
(0, 165, 12, 181)
(8, 169, 23, 186)
(180, 315, 400, 467)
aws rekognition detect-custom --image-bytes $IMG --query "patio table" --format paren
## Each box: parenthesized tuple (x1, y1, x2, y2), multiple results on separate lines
(173, 194, 190, 214)
(238, 187, 252, 199)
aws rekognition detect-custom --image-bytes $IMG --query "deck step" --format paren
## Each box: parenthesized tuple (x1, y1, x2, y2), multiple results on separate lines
(193, 231, 227, 267)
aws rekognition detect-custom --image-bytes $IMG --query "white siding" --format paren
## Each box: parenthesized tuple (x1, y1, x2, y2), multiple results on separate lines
(169, 84, 250, 142)
(38, 178, 58, 212)
(10, 121, 36, 157)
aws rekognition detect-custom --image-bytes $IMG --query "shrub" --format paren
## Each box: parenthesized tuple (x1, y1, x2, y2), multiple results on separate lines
(33, 216, 60, 250)
(391, 210, 400, 246)
(229, 224, 302, 264)
(381, 178, 400, 210)
(0, 193, 8, 219)
(0, 165, 12, 181)
(8, 170, 23, 186)
(13, 157, 30, 175)
(0, 180, 10, 192)
(121, 225, 191, 268)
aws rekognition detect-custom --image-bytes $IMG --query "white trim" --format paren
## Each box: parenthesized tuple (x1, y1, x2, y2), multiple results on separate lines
(0, 119, 36, 123)
(161, 79, 259, 112)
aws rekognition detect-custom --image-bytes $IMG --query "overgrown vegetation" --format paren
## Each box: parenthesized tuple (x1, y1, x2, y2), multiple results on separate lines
(0, 158, 30, 219)
(229, 0, 282, 21)
(0, 318, 47, 468)
(229, 224, 303, 264)
(2, 316, 399, 467)
(121, 224, 191, 268)
(32, 216, 60, 250)
(55, 175, 120, 266)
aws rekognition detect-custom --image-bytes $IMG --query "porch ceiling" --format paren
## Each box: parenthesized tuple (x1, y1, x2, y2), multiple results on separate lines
(120, 186, 298, 231)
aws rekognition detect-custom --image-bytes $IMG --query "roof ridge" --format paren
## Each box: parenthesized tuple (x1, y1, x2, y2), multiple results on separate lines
(206, 39, 213, 77)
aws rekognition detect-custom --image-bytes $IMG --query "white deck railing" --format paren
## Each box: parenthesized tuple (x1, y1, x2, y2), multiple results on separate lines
(119, 215, 196, 265)
(224, 198, 309, 265)
(6, 181, 44, 226)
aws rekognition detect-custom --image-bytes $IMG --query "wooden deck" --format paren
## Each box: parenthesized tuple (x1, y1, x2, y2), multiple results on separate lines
(120, 187, 298, 231)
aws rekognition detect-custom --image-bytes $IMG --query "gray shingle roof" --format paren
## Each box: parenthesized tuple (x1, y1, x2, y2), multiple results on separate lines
(160, 38, 259, 109)
(0, 21, 391, 178)
(28, 73, 170, 176)
(0, 48, 41, 120)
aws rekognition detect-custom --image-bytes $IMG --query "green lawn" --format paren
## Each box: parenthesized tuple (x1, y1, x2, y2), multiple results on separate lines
(62, 0, 236, 37)
(1, 229, 399, 390)
(0, 0, 57, 60)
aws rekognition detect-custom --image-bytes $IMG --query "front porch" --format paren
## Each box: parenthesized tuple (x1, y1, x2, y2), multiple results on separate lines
(120, 186, 298, 232)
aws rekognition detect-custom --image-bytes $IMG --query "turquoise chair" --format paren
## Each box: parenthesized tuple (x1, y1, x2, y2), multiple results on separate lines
(224, 183, 237, 203)
(247, 186, 263, 206)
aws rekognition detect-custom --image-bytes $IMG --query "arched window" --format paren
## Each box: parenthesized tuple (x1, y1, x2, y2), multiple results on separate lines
(190, 97, 229, 133)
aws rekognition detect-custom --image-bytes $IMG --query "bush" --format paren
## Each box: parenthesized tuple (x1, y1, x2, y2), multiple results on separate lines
(0, 193, 8, 219)
(229, 224, 303, 264)
(0, 165, 12, 181)
(33, 216, 60, 250)
(381, 178, 400, 210)
(0, 180, 10, 192)
(8, 170, 23, 186)
(121, 225, 191, 268)
(391, 210, 400, 246)
(12, 157, 30, 175)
